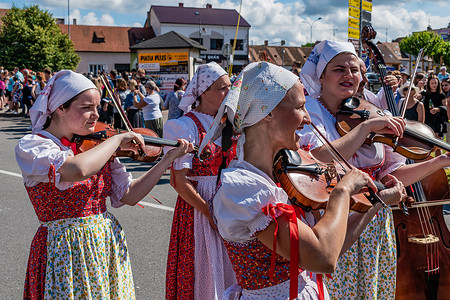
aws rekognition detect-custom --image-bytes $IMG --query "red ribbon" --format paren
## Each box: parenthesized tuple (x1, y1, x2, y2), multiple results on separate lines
(60, 137, 79, 155)
(262, 203, 302, 300)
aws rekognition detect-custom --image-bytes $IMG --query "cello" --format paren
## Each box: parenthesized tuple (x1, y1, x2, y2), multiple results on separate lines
(361, 25, 450, 300)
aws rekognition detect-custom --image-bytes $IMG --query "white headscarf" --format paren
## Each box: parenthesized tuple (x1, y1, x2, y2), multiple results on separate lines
(199, 61, 299, 162)
(30, 70, 97, 134)
(178, 62, 227, 113)
(300, 40, 357, 99)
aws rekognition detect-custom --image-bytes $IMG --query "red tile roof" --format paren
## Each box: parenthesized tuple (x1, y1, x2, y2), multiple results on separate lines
(249, 45, 312, 67)
(151, 5, 250, 27)
(58, 24, 155, 53)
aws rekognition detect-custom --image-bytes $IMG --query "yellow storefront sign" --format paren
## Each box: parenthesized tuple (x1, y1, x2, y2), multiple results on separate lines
(348, 28, 360, 39)
(362, 0, 372, 12)
(138, 52, 189, 65)
(349, 6, 360, 19)
(348, 17, 360, 29)
(349, 0, 360, 8)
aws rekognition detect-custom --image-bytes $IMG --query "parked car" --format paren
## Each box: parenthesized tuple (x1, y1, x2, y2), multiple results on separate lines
(366, 72, 382, 92)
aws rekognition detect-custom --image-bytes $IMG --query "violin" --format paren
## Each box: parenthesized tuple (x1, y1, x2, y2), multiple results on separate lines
(361, 24, 450, 300)
(273, 148, 377, 213)
(73, 122, 207, 162)
(336, 96, 450, 160)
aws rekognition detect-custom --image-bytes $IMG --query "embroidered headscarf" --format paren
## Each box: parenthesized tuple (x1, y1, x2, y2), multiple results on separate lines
(199, 61, 299, 162)
(300, 40, 357, 99)
(178, 62, 227, 113)
(30, 70, 97, 134)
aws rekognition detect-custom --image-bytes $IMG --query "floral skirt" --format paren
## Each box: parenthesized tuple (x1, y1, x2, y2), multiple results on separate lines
(24, 212, 135, 299)
(324, 207, 396, 300)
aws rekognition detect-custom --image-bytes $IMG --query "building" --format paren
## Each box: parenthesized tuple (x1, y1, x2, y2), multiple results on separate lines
(130, 30, 206, 98)
(146, 3, 251, 72)
(58, 24, 154, 74)
(249, 41, 313, 70)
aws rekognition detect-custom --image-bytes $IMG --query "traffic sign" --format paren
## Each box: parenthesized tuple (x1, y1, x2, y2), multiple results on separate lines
(348, 38, 360, 50)
(349, 6, 360, 19)
(349, 0, 360, 8)
(348, 17, 360, 29)
(348, 28, 360, 39)
(362, 0, 372, 12)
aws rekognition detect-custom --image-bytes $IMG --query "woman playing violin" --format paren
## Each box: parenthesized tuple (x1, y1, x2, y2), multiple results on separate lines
(199, 61, 406, 300)
(163, 62, 237, 300)
(15, 70, 193, 299)
(298, 40, 450, 299)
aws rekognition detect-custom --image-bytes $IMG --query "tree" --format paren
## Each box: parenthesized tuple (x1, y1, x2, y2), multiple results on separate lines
(400, 31, 446, 69)
(0, 5, 79, 71)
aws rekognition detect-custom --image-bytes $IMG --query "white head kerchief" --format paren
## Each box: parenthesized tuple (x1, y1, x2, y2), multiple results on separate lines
(178, 62, 227, 113)
(199, 61, 299, 162)
(300, 40, 357, 99)
(30, 70, 97, 134)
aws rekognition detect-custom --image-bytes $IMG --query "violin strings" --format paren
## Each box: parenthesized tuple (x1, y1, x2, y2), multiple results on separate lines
(307, 124, 348, 173)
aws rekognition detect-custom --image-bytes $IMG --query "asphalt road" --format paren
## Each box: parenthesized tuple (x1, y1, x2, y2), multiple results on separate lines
(1, 114, 449, 299)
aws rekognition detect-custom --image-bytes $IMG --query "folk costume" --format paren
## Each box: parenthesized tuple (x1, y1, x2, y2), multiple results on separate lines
(164, 62, 236, 300)
(299, 41, 406, 300)
(199, 62, 328, 300)
(15, 71, 135, 299)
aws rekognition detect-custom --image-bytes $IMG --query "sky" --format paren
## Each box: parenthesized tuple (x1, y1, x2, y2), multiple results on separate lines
(2, 0, 449, 46)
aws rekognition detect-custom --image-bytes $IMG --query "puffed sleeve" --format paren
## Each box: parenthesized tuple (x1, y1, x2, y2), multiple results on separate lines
(15, 134, 74, 190)
(213, 166, 288, 244)
(377, 145, 406, 181)
(109, 158, 133, 208)
(163, 116, 198, 170)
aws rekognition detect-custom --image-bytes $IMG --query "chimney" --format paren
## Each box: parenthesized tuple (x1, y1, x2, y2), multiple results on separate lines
(206, 3, 212, 8)
(73, 19, 77, 25)
(264, 40, 268, 46)
(179, 3, 184, 7)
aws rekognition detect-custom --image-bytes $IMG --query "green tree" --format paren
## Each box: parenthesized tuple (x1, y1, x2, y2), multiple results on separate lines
(435, 41, 450, 66)
(0, 4, 79, 71)
(400, 31, 445, 64)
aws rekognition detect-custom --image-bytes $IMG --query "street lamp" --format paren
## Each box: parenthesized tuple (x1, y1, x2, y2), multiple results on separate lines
(194, 11, 201, 44)
(302, 17, 322, 44)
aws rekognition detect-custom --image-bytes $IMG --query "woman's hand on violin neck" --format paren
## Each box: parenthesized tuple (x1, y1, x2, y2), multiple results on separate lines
(117, 132, 145, 149)
(383, 75, 400, 92)
(335, 168, 376, 197)
(363, 115, 405, 137)
(164, 139, 194, 161)
(378, 174, 407, 207)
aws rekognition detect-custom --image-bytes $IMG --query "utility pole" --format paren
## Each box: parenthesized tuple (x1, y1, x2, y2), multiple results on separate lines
(68, 0, 70, 39)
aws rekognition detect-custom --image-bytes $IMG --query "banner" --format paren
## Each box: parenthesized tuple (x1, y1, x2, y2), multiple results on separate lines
(138, 52, 189, 66)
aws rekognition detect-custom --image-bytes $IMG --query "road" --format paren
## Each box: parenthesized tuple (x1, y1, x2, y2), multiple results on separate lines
(0, 114, 449, 299)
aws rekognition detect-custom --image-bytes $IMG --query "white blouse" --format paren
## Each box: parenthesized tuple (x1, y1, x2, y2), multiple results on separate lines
(15, 131, 132, 208)
(298, 96, 405, 181)
(163, 111, 222, 171)
(213, 160, 288, 244)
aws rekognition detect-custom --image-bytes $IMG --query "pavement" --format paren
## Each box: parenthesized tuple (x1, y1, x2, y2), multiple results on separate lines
(0, 112, 449, 299)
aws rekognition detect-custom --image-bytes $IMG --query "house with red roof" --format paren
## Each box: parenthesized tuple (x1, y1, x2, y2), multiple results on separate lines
(146, 3, 251, 72)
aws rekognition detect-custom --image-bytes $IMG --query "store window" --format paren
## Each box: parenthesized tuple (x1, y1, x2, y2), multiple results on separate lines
(210, 39, 223, 50)
(230, 39, 244, 51)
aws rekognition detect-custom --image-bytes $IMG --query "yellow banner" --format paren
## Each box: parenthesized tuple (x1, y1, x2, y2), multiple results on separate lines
(348, 17, 360, 29)
(348, 28, 360, 39)
(349, 6, 360, 19)
(349, 0, 360, 8)
(138, 52, 189, 64)
(362, 0, 372, 12)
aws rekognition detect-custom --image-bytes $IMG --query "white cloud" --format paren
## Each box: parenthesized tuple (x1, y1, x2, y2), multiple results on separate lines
(70, 9, 116, 26)
(28, 0, 450, 45)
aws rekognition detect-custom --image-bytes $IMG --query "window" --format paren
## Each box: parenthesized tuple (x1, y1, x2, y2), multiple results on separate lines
(210, 39, 223, 50)
(89, 64, 105, 75)
(92, 31, 105, 43)
(191, 38, 203, 45)
(230, 39, 244, 51)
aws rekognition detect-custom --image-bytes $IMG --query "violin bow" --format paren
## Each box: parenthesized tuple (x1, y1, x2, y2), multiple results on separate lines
(99, 73, 146, 157)
(398, 48, 424, 119)
(308, 122, 387, 207)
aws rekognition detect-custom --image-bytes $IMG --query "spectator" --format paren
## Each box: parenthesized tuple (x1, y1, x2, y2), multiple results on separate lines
(0, 71, 5, 110)
(43, 68, 52, 83)
(114, 78, 129, 129)
(9, 75, 23, 114)
(137, 68, 148, 85)
(398, 83, 425, 123)
(133, 80, 163, 137)
(32, 74, 46, 101)
(162, 77, 186, 120)
(438, 66, 449, 81)
(124, 79, 142, 128)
